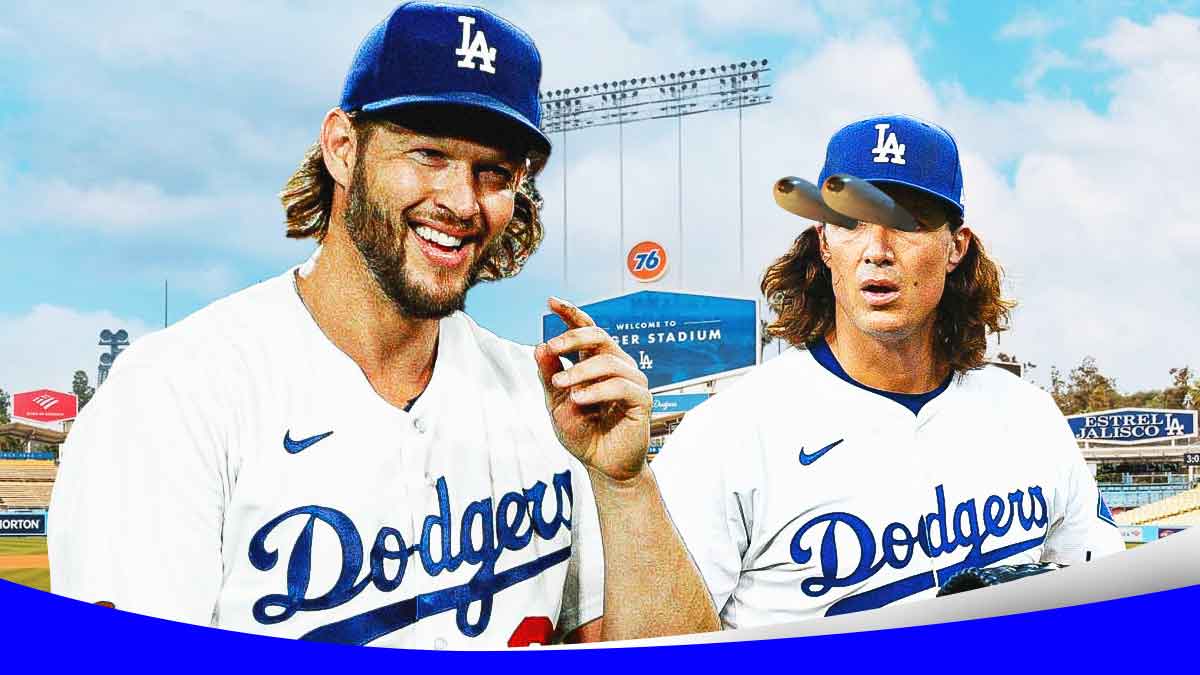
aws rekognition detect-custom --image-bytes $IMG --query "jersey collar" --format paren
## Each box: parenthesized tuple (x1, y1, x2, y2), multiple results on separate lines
(807, 338, 952, 416)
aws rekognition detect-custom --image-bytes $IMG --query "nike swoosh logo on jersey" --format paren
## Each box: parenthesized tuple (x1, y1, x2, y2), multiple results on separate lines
(283, 430, 334, 454)
(798, 438, 844, 465)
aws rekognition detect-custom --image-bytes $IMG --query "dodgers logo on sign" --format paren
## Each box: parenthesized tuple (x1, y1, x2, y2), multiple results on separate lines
(626, 241, 668, 283)
(871, 123, 906, 165)
(455, 15, 497, 74)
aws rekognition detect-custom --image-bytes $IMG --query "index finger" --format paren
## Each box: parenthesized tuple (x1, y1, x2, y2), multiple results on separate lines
(548, 296, 596, 329)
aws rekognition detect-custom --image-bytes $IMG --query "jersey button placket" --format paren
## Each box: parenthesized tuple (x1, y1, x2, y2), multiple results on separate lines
(410, 416, 434, 487)
(908, 419, 940, 584)
(402, 415, 432, 556)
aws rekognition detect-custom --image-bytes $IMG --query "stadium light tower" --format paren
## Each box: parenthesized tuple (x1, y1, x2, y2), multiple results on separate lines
(540, 60, 773, 290)
(97, 328, 129, 386)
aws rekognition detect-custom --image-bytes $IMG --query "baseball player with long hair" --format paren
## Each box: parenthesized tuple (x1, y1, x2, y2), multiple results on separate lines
(648, 115, 1124, 627)
(49, 2, 715, 647)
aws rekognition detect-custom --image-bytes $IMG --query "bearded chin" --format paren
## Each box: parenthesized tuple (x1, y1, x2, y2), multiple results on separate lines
(343, 173, 490, 320)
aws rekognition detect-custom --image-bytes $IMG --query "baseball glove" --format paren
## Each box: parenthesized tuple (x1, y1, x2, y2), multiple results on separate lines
(936, 562, 1066, 597)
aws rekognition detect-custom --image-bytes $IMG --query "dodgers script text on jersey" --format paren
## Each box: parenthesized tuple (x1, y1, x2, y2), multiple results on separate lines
(49, 266, 603, 649)
(652, 346, 1123, 628)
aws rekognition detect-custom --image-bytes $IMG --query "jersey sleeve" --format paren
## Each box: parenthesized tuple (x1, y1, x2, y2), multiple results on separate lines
(1037, 394, 1125, 564)
(650, 400, 750, 615)
(48, 347, 228, 624)
(554, 459, 604, 638)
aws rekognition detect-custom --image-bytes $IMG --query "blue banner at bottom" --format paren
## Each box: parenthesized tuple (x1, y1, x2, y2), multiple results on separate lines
(1, 578, 1196, 671)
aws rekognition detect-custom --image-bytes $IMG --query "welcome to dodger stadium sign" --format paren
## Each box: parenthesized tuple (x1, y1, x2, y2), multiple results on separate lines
(542, 291, 758, 390)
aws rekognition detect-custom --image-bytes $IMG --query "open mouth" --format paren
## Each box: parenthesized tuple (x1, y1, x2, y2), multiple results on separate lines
(860, 278, 901, 306)
(414, 225, 467, 251)
(412, 224, 476, 268)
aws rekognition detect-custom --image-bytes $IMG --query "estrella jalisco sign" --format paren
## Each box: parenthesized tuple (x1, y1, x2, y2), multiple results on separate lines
(1066, 408, 1197, 445)
(542, 291, 758, 390)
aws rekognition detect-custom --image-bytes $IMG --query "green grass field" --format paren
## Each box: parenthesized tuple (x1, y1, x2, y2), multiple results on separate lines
(1, 567, 50, 591)
(0, 536, 47, 556)
(0, 536, 50, 593)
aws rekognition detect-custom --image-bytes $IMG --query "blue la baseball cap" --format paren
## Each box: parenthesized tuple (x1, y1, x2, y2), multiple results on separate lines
(818, 114, 964, 218)
(340, 2, 551, 160)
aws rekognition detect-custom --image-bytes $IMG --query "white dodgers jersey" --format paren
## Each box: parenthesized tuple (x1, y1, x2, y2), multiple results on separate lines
(49, 268, 603, 649)
(652, 341, 1123, 628)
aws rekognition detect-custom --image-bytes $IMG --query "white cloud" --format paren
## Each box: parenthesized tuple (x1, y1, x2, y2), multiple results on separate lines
(4, 4, 1198, 396)
(501, 1, 739, 91)
(690, 0, 822, 35)
(528, 11, 1200, 393)
(941, 14, 1200, 390)
(815, 0, 916, 25)
(0, 305, 155, 398)
(998, 10, 1065, 40)
(1085, 14, 1200, 66)
(768, 27, 940, 127)
(34, 180, 217, 234)
(1016, 47, 1078, 91)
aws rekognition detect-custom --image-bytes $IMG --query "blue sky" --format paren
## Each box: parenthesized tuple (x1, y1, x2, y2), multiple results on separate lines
(2, 0, 1198, 397)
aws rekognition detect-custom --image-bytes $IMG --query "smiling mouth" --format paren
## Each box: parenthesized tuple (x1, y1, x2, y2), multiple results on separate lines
(414, 225, 467, 252)
(410, 224, 478, 269)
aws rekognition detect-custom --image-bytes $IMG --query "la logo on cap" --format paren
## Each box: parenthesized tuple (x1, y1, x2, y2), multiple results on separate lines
(871, 123, 906, 165)
(456, 15, 497, 74)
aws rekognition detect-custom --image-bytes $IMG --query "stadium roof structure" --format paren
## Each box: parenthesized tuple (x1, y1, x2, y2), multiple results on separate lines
(0, 422, 67, 446)
(1081, 437, 1199, 462)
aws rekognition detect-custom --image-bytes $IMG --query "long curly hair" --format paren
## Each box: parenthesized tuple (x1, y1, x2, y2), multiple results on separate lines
(762, 202, 1014, 373)
(279, 108, 546, 282)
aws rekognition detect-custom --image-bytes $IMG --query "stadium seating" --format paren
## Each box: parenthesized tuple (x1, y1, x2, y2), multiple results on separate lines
(1153, 510, 1200, 527)
(0, 459, 57, 510)
(1099, 482, 1190, 508)
(1115, 486, 1200, 526)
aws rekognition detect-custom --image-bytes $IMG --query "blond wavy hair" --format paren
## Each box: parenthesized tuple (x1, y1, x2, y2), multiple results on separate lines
(279, 110, 546, 282)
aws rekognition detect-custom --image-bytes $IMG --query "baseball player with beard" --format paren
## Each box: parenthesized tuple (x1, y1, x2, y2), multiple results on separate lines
(647, 115, 1124, 627)
(49, 2, 716, 647)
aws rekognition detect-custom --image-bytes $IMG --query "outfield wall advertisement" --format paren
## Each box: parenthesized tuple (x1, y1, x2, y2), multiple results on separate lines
(0, 512, 47, 537)
(12, 389, 77, 424)
(1120, 524, 1189, 543)
(651, 393, 710, 416)
(0, 452, 56, 460)
(1067, 408, 1197, 444)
